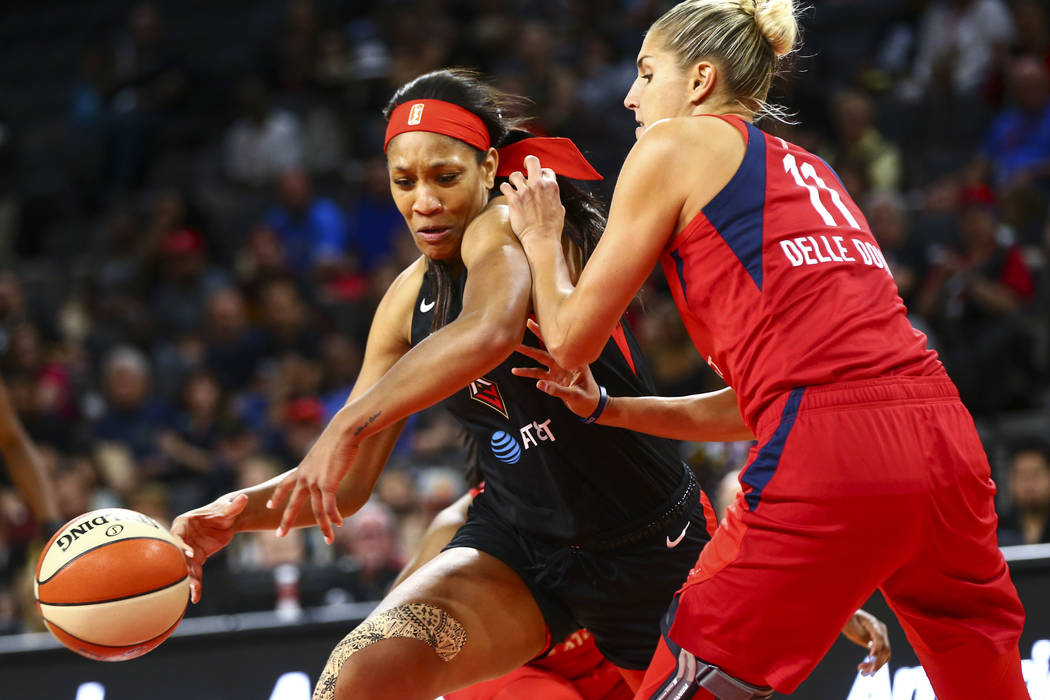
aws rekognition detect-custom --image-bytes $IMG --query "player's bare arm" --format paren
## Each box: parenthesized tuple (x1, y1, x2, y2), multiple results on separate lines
(0, 374, 60, 523)
(268, 207, 532, 541)
(171, 263, 421, 599)
(512, 320, 752, 441)
(503, 119, 738, 369)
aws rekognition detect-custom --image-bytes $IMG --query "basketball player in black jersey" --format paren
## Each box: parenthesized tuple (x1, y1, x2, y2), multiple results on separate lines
(170, 71, 876, 700)
(173, 70, 717, 699)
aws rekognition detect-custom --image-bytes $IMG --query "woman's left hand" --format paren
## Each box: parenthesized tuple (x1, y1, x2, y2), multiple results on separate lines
(511, 319, 600, 418)
(267, 415, 360, 544)
(500, 155, 565, 245)
(842, 609, 892, 676)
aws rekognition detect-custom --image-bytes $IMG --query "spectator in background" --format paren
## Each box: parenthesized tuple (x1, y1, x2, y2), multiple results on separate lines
(203, 286, 265, 393)
(259, 278, 320, 360)
(156, 370, 229, 512)
(0, 375, 60, 529)
(999, 438, 1050, 545)
(236, 224, 293, 299)
(865, 189, 927, 306)
(150, 227, 230, 338)
(1, 323, 76, 436)
(0, 272, 27, 353)
(319, 333, 361, 422)
(713, 468, 742, 525)
(345, 156, 404, 272)
(635, 296, 719, 397)
(91, 201, 146, 300)
(267, 0, 322, 98)
(905, 0, 1013, 99)
(826, 90, 902, 192)
(1012, 0, 1050, 69)
(91, 345, 168, 494)
(333, 500, 402, 602)
(502, 22, 576, 135)
(264, 168, 348, 278)
(977, 56, 1050, 241)
(225, 74, 303, 187)
(275, 395, 325, 464)
(917, 185, 1036, 413)
(106, 2, 189, 191)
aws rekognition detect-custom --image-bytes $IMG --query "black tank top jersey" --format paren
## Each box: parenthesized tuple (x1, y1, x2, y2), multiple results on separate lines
(411, 265, 689, 543)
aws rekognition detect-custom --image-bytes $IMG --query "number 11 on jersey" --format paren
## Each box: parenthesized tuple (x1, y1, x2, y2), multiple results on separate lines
(783, 154, 860, 230)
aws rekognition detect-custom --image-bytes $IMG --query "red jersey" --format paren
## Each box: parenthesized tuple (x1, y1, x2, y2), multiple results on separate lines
(659, 115, 943, 433)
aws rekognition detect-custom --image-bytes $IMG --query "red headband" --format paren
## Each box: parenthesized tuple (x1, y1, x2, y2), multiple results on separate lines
(384, 99, 602, 181)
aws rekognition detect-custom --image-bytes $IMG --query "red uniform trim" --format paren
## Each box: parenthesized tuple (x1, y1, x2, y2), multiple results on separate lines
(610, 322, 637, 376)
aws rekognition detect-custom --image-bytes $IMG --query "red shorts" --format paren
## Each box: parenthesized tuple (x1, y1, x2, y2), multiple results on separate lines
(448, 630, 633, 700)
(637, 377, 1026, 697)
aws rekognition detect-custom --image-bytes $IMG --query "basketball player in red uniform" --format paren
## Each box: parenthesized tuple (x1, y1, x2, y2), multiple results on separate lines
(395, 483, 889, 700)
(500, 1, 1029, 698)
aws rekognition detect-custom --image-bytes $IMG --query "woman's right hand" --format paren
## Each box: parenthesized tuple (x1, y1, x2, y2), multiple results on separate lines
(170, 492, 249, 604)
(512, 319, 600, 418)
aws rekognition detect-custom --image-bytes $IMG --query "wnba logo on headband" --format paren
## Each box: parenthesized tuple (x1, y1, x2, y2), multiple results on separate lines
(407, 103, 425, 125)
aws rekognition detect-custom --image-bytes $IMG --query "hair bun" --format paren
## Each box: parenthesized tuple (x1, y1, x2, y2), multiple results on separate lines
(741, 0, 797, 57)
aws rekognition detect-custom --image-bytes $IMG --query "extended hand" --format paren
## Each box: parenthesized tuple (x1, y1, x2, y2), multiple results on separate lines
(842, 609, 892, 676)
(267, 416, 360, 544)
(512, 319, 600, 417)
(499, 155, 565, 245)
(170, 493, 249, 604)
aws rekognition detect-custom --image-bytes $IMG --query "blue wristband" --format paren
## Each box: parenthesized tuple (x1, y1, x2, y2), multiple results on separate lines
(581, 385, 608, 424)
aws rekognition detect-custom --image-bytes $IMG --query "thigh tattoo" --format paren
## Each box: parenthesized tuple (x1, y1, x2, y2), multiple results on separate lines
(313, 602, 468, 700)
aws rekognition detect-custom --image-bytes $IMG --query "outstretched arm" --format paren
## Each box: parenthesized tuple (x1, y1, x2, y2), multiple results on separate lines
(0, 374, 60, 524)
(172, 270, 416, 601)
(269, 206, 533, 541)
(512, 322, 752, 442)
(842, 609, 891, 675)
(502, 119, 742, 369)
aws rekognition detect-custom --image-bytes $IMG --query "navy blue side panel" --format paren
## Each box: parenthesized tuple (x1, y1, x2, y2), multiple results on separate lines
(741, 387, 805, 511)
(701, 122, 767, 290)
(670, 248, 687, 300)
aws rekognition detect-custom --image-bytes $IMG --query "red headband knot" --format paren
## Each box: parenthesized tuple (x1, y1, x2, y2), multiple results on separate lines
(384, 99, 602, 181)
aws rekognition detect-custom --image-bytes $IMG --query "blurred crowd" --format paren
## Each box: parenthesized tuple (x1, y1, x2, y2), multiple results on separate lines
(1, 0, 1049, 635)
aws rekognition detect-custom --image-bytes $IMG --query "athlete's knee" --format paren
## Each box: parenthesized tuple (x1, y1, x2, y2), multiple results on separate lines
(650, 649, 772, 700)
(313, 602, 467, 700)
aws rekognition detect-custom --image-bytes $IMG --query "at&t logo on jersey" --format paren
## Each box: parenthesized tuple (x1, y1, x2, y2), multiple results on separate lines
(490, 431, 522, 464)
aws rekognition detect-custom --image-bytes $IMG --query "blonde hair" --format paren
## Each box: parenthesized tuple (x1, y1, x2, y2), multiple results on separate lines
(650, 0, 799, 119)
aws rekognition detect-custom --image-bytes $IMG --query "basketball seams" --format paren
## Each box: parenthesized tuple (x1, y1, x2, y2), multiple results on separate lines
(45, 613, 184, 660)
(37, 574, 189, 606)
(36, 536, 185, 586)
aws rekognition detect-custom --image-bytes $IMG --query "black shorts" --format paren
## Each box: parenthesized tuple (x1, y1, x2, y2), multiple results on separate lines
(444, 466, 714, 669)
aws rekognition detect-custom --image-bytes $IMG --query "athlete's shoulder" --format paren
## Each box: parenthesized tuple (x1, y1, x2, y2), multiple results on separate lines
(464, 197, 513, 242)
(631, 116, 745, 177)
(381, 256, 427, 311)
(642, 115, 746, 149)
(461, 197, 526, 266)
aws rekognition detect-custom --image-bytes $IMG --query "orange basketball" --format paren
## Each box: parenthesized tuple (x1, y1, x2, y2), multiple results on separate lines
(34, 508, 190, 662)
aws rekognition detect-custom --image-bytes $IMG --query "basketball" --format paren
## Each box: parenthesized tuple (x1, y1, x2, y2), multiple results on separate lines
(34, 508, 190, 662)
